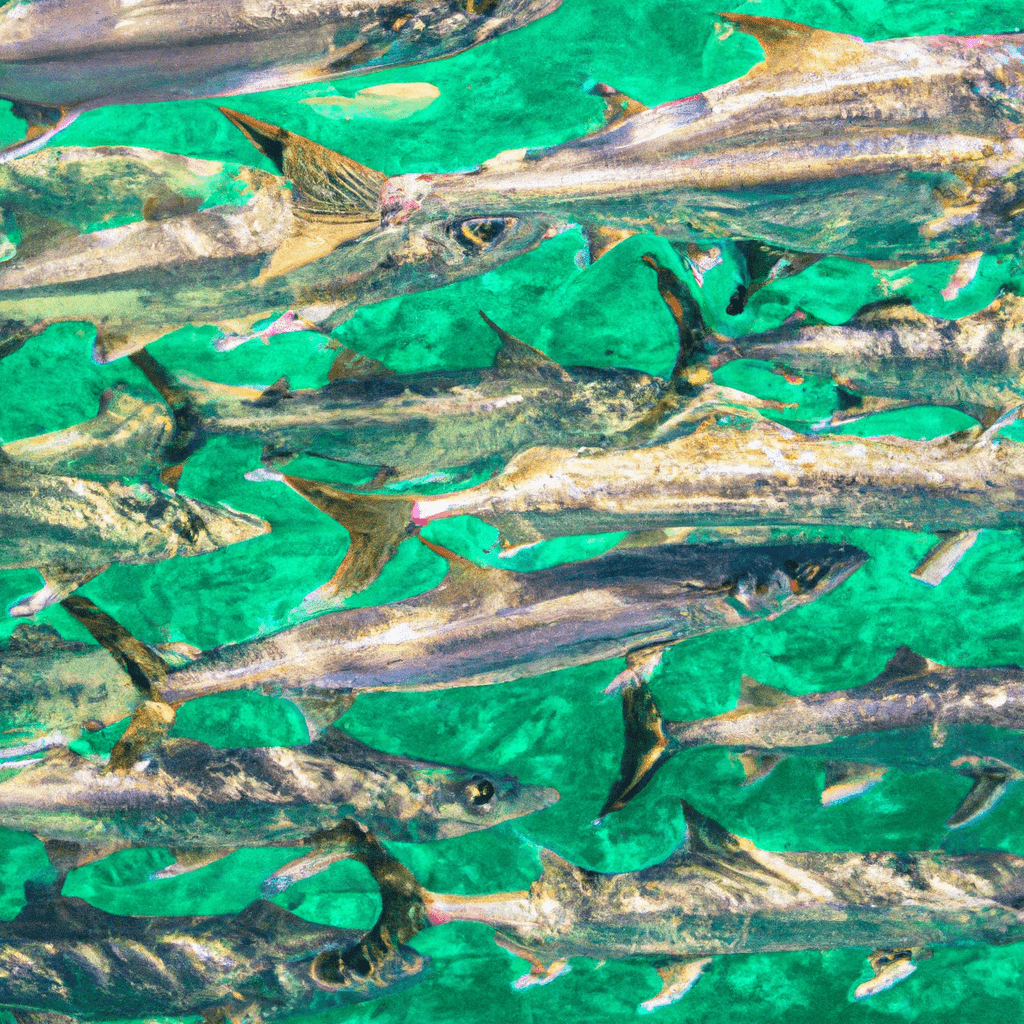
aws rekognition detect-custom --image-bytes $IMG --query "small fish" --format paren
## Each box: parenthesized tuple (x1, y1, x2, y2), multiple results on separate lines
(61, 534, 865, 723)
(601, 646, 1024, 827)
(405, 412, 1024, 555)
(375, 16, 1024, 288)
(0, 444, 269, 616)
(0, 717, 558, 890)
(0, 0, 558, 157)
(2, 388, 172, 480)
(0, 875, 427, 1023)
(129, 311, 683, 490)
(0, 136, 569, 362)
(408, 802, 1024, 1009)
(301, 82, 441, 121)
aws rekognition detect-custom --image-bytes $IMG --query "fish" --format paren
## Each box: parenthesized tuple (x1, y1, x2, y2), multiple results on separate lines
(0, 0, 559, 158)
(600, 646, 1024, 828)
(408, 801, 1024, 1009)
(0, 714, 558, 890)
(0, 444, 270, 616)
(2, 388, 173, 480)
(0, 623, 144, 765)
(60, 534, 865, 726)
(403, 411, 1024, 558)
(0, 873, 427, 1023)
(0, 129, 570, 365)
(375, 15, 1024, 290)
(128, 310, 685, 490)
(642, 254, 1024, 428)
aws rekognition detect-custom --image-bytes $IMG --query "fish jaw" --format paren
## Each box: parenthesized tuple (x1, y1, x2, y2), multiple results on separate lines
(424, 890, 537, 928)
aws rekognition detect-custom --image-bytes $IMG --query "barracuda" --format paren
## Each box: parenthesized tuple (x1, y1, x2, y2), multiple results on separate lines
(0, 446, 269, 616)
(0, 717, 558, 889)
(61, 535, 865, 719)
(374, 14, 1024, 285)
(0, 0, 560, 158)
(0, 876, 426, 1023)
(601, 647, 1024, 828)
(410, 802, 1024, 1009)
(0, 140, 568, 363)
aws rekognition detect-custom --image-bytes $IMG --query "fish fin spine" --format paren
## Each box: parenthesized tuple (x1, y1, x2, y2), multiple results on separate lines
(480, 312, 572, 382)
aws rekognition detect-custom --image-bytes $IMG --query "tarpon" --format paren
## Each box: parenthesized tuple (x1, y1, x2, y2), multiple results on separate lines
(0, 0, 559, 158)
(0, 444, 269, 616)
(0, 880, 426, 1023)
(601, 646, 1024, 828)
(61, 535, 865, 722)
(409, 802, 1024, 1009)
(0, 719, 558, 889)
(376, 15, 1024, 282)
(0, 137, 568, 363)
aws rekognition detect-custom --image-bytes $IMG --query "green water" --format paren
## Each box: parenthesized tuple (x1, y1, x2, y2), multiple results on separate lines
(4, 0, 1024, 1021)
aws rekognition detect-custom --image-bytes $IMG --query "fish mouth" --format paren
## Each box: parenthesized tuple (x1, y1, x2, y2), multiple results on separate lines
(783, 543, 868, 596)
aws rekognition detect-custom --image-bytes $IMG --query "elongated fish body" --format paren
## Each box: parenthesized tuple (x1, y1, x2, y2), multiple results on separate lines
(0, 625, 139, 760)
(410, 417, 1024, 548)
(0, 456, 269, 574)
(152, 539, 864, 703)
(2, 390, 172, 480)
(0, 725, 558, 847)
(0, 886, 426, 1021)
(387, 16, 1024, 261)
(715, 296, 1024, 421)
(134, 329, 670, 474)
(0, 141, 568, 361)
(0, 0, 559, 133)
(419, 805, 1024, 1006)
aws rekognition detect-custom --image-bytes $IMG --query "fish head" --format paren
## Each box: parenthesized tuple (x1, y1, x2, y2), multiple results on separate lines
(717, 541, 867, 621)
(406, 767, 560, 839)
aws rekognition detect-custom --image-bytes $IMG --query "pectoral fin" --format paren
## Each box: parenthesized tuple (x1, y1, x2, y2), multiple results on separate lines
(107, 699, 176, 771)
(821, 761, 888, 806)
(598, 681, 678, 818)
(151, 847, 233, 880)
(853, 948, 924, 1000)
(639, 958, 712, 1013)
(734, 748, 785, 786)
(289, 690, 356, 740)
(604, 643, 670, 693)
(721, 13, 867, 75)
(910, 530, 980, 586)
(947, 756, 1023, 827)
(10, 565, 107, 618)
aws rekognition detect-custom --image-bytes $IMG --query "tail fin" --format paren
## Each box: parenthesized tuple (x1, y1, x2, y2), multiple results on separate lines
(598, 681, 679, 818)
(247, 471, 415, 604)
(128, 348, 207, 475)
(640, 254, 708, 381)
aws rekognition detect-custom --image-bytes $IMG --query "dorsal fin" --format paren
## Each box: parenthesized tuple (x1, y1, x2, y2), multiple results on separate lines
(328, 346, 393, 382)
(538, 847, 594, 890)
(736, 675, 792, 710)
(0, 445, 10, 465)
(680, 801, 750, 856)
(874, 646, 932, 685)
(481, 312, 572, 382)
(720, 12, 867, 74)
(252, 376, 291, 406)
(583, 224, 636, 262)
(417, 535, 496, 585)
(219, 107, 386, 219)
(588, 82, 648, 129)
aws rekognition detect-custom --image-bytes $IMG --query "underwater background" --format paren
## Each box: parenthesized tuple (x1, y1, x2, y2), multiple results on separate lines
(4, 0, 1024, 1020)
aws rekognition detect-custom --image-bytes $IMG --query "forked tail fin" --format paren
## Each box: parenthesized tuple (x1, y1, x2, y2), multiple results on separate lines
(598, 681, 679, 818)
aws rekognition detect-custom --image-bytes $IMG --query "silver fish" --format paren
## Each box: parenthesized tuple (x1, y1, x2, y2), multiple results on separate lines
(0, 137, 568, 362)
(601, 646, 1024, 828)
(0, 0, 559, 158)
(415, 802, 1024, 1009)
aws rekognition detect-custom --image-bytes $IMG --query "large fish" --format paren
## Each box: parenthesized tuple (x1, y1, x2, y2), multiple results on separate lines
(61, 534, 865, 723)
(601, 646, 1024, 828)
(0, 877, 426, 1023)
(0, 0, 559, 158)
(0, 139, 568, 363)
(0, 445, 269, 616)
(407, 802, 1024, 1009)
(0, 718, 558, 889)
(375, 15, 1024, 276)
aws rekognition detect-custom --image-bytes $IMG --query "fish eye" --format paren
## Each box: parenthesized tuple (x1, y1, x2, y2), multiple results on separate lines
(465, 776, 496, 809)
(450, 217, 516, 251)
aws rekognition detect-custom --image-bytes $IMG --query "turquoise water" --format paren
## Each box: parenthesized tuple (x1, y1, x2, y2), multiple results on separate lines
(4, 0, 1024, 1021)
